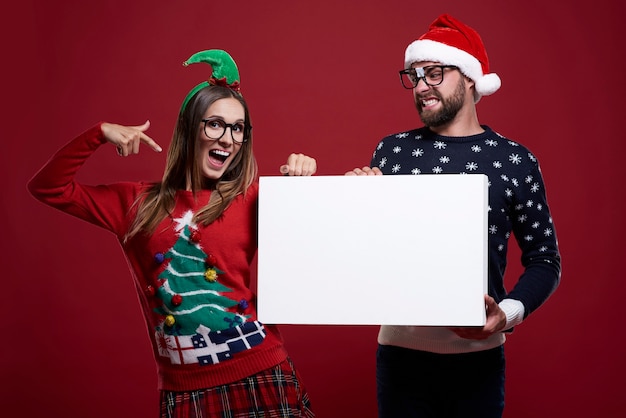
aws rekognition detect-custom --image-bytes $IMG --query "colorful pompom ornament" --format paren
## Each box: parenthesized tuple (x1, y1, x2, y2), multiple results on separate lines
(238, 299, 249, 310)
(206, 253, 217, 267)
(171, 294, 183, 306)
(204, 268, 218, 282)
(154, 252, 165, 264)
(164, 315, 176, 327)
(189, 229, 202, 243)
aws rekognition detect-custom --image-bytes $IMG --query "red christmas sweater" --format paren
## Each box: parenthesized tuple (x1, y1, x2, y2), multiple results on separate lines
(27, 124, 288, 391)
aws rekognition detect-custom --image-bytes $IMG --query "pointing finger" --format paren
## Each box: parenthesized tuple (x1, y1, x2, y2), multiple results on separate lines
(140, 133, 163, 153)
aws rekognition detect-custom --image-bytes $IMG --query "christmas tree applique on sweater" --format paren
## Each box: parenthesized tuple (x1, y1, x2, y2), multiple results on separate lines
(152, 210, 266, 366)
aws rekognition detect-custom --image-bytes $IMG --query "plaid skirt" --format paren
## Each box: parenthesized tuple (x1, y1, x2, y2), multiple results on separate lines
(160, 357, 314, 418)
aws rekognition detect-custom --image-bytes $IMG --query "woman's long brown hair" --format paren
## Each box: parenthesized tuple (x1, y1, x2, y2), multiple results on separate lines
(124, 85, 257, 241)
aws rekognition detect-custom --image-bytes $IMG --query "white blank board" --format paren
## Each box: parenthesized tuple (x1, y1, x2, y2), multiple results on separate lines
(257, 174, 488, 326)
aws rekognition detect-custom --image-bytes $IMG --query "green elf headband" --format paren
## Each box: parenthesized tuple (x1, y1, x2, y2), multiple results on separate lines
(180, 49, 241, 113)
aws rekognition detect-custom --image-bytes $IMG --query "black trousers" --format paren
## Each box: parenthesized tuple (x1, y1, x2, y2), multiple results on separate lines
(376, 344, 505, 418)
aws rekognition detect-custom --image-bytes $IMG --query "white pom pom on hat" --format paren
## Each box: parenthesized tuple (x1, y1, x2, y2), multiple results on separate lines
(404, 14, 501, 102)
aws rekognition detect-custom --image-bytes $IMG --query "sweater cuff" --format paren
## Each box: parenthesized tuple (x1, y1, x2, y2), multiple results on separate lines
(499, 298, 525, 329)
(96, 121, 107, 144)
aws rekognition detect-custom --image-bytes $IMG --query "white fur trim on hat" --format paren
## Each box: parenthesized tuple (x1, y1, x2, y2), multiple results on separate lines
(405, 39, 501, 101)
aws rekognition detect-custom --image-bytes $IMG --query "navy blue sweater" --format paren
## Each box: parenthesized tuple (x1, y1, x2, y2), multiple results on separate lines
(370, 126, 561, 318)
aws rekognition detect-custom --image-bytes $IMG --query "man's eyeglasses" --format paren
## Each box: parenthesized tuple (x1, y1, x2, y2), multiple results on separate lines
(202, 118, 251, 144)
(398, 65, 458, 89)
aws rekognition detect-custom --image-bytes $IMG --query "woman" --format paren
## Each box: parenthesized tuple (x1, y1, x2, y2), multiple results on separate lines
(28, 49, 316, 417)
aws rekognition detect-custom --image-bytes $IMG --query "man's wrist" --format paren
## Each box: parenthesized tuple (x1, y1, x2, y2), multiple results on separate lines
(498, 298, 525, 329)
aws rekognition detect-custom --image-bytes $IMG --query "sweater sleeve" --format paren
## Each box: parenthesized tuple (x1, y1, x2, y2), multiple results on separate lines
(506, 159, 561, 318)
(27, 123, 143, 238)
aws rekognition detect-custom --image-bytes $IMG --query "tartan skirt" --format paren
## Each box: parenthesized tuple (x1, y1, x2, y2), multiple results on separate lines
(160, 357, 314, 418)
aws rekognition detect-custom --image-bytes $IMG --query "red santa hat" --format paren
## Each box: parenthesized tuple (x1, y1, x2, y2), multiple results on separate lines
(404, 14, 501, 102)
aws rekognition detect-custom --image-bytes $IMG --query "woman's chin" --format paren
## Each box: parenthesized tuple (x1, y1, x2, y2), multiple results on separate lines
(202, 165, 228, 181)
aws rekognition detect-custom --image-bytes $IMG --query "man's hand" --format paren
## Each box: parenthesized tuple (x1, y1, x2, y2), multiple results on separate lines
(344, 166, 382, 176)
(449, 295, 507, 340)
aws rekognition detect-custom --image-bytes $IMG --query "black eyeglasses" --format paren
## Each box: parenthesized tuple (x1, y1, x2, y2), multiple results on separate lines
(201, 118, 252, 144)
(398, 65, 458, 89)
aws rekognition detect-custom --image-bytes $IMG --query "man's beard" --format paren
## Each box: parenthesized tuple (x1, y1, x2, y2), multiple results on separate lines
(416, 78, 466, 128)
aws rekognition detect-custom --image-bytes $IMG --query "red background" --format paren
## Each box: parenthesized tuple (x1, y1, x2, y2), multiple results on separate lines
(3, 1, 625, 417)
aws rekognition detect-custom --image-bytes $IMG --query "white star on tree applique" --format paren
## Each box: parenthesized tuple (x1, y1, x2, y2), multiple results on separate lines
(174, 210, 197, 233)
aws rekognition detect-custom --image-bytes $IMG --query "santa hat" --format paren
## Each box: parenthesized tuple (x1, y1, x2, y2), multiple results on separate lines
(404, 14, 501, 102)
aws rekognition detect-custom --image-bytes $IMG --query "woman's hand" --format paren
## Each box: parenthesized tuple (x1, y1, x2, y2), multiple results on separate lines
(101, 120, 162, 156)
(279, 153, 317, 176)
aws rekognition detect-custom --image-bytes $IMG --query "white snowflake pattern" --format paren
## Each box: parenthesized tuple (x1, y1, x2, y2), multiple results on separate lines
(434, 141, 447, 150)
(471, 145, 482, 152)
(511, 178, 519, 187)
(518, 214, 528, 223)
(465, 162, 478, 171)
(493, 161, 502, 168)
(505, 232, 511, 239)
(532, 222, 540, 229)
(539, 246, 548, 252)
(509, 153, 522, 164)
(498, 244, 505, 251)
(440, 156, 450, 163)
(377, 142, 384, 150)
(528, 153, 537, 162)
(485, 139, 498, 147)
(544, 228, 553, 237)
(515, 204, 524, 211)
(508, 141, 519, 147)
(396, 132, 409, 139)
(524, 235, 534, 242)
(526, 200, 534, 208)
(537, 203, 543, 211)
(489, 225, 498, 234)
(411, 168, 421, 174)
(412, 148, 424, 157)
(531, 183, 540, 192)
(432, 166, 443, 173)
(379, 157, 387, 168)
(501, 174, 509, 182)
(392, 164, 401, 173)
(393, 146, 402, 153)
(525, 175, 534, 183)
(415, 134, 423, 140)
(505, 189, 513, 197)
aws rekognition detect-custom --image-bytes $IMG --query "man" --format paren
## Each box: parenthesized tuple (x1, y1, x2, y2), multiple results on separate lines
(347, 14, 561, 418)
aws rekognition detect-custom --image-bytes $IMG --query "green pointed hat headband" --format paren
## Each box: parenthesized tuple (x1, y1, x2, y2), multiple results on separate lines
(180, 49, 241, 113)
